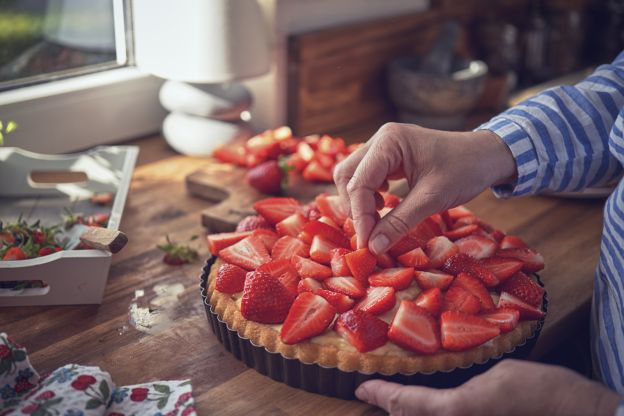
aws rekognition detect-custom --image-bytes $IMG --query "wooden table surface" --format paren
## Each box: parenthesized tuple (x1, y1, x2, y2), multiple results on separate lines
(0, 134, 607, 415)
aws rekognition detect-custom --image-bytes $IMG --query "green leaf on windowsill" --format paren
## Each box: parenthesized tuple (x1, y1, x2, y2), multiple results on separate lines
(6, 121, 17, 133)
(0, 131, 4, 146)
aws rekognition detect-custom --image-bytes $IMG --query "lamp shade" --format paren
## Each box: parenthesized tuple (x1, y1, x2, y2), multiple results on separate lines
(133, 0, 270, 83)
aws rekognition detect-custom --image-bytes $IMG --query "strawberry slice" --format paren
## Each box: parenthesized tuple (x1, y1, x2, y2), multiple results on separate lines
(496, 248, 545, 273)
(309, 235, 339, 265)
(388, 301, 441, 354)
(498, 291, 546, 319)
(442, 253, 499, 287)
(297, 141, 315, 161)
(303, 160, 333, 182)
(252, 197, 301, 225)
(354, 286, 396, 315)
(330, 248, 351, 276)
(345, 248, 377, 282)
(455, 235, 498, 260)
(500, 235, 528, 249)
(388, 235, 421, 258)
(414, 270, 454, 290)
(315, 194, 348, 226)
(381, 192, 401, 208)
(446, 205, 474, 220)
(414, 287, 442, 316)
(297, 277, 322, 294)
(429, 213, 448, 233)
(376, 253, 396, 269)
(442, 285, 481, 314)
(343, 217, 356, 237)
(316, 289, 354, 313)
(251, 229, 279, 251)
(318, 215, 339, 228)
(480, 257, 523, 282)
(207, 231, 253, 256)
(302, 220, 350, 248)
(489, 229, 506, 242)
(275, 212, 307, 237)
(498, 272, 545, 307)
(323, 276, 366, 298)
(219, 236, 270, 270)
(215, 263, 248, 293)
(240, 271, 296, 324)
(280, 293, 336, 344)
(440, 311, 500, 351)
(452, 272, 495, 311)
(444, 224, 480, 241)
(368, 267, 414, 290)
(409, 217, 443, 245)
(425, 236, 459, 268)
(292, 255, 332, 280)
(397, 247, 430, 269)
(272, 236, 310, 260)
(453, 215, 479, 228)
(350, 234, 358, 250)
(480, 308, 520, 332)
(213, 144, 247, 166)
(334, 310, 389, 352)
(257, 258, 299, 297)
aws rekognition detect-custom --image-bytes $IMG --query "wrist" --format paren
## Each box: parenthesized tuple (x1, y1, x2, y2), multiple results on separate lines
(470, 129, 517, 187)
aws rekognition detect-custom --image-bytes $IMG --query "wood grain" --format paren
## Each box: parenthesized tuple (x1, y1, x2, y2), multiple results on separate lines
(0, 134, 605, 415)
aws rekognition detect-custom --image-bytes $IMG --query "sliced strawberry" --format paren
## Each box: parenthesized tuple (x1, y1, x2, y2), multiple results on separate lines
(455, 235, 498, 260)
(252, 197, 301, 225)
(301, 202, 321, 221)
(376, 253, 396, 269)
(442, 285, 481, 314)
(429, 213, 448, 233)
(425, 236, 459, 268)
(440, 311, 500, 351)
(275, 212, 307, 237)
(452, 272, 495, 311)
(334, 310, 389, 352)
(303, 160, 333, 182)
(453, 215, 479, 228)
(323, 276, 366, 298)
(207, 231, 252, 256)
(498, 272, 545, 307)
(444, 224, 480, 241)
(297, 141, 315, 161)
(489, 229, 506, 243)
(480, 308, 520, 332)
(215, 263, 248, 293)
(496, 248, 545, 273)
(251, 229, 279, 251)
(280, 292, 336, 343)
(315, 194, 348, 226)
(442, 253, 499, 287)
(316, 289, 354, 313)
(257, 258, 299, 297)
(354, 286, 396, 315)
(498, 291, 546, 319)
(240, 271, 296, 324)
(236, 215, 272, 232)
(309, 235, 339, 265)
(447, 205, 474, 220)
(368, 267, 414, 290)
(213, 144, 247, 166)
(397, 247, 430, 269)
(318, 135, 346, 155)
(272, 236, 310, 260)
(345, 248, 377, 282)
(500, 235, 528, 249)
(318, 215, 339, 229)
(388, 301, 441, 354)
(414, 287, 442, 316)
(330, 247, 351, 276)
(350, 234, 358, 250)
(388, 235, 422, 258)
(409, 217, 443, 244)
(302, 220, 349, 248)
(381, 192, 401, 208)
(343, 217, 355, 237)
(219, 236, 270, 270)
(297, 277, 322, 294)
(480, 257, 523, 282)
(414, 270, 454, 290)
(292, 255, 332, 280)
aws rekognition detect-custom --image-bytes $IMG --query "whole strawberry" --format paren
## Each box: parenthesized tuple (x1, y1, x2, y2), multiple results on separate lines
(240, 270, 296, 324)
(246, 159, 289, 195)
(235, 215, 272, 232)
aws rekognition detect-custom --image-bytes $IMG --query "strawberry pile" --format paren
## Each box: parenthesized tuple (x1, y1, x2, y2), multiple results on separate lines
(0, 217, 62, 261)
(208, 195, 546, 354)
(213, 126, 361, 190)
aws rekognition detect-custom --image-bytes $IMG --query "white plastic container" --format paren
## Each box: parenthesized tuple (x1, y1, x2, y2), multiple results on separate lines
(0, 146, 138, 306)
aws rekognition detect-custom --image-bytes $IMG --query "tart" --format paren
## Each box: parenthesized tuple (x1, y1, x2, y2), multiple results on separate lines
(204, 194, 547, 389)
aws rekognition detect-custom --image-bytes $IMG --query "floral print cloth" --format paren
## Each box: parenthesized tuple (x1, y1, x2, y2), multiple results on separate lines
(0, 334, 196, 416)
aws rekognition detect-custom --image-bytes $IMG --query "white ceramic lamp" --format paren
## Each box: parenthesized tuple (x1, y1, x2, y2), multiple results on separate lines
(132, 0, 270, 155)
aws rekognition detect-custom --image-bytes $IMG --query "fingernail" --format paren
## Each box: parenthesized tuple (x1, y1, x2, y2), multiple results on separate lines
(355, 385, 367, 401)
(370, 234, 389, 255)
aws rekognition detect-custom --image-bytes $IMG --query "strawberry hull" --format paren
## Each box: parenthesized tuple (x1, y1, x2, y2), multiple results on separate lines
(201, 257, 548, 400)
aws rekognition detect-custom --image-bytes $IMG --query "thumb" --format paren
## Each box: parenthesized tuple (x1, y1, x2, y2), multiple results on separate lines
(355, 380, 443, 414)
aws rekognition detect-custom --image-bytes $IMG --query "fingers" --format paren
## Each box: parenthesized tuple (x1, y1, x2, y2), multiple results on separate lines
(334, 144, 369, 217)
(356, 380, 441, 415)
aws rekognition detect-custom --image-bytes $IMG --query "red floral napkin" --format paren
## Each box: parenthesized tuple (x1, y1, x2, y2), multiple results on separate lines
(0, 333, 196, 416)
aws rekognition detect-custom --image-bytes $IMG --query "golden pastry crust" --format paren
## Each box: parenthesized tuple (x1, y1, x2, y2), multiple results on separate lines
(207, 258, 539, 375)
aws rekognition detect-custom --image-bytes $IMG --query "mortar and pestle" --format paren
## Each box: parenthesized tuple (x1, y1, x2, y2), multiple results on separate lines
(387, 21, 488, 130)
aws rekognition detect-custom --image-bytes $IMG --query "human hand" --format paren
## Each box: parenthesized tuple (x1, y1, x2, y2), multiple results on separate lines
(333, 123, 516, 255)
(355, 359, 621, 416)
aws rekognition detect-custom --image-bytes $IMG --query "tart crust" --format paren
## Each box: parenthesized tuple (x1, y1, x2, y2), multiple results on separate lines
(208, 258, 539, 375)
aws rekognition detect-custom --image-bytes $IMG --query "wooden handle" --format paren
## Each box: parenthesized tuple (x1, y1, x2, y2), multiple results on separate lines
(79, 228, 128, 253)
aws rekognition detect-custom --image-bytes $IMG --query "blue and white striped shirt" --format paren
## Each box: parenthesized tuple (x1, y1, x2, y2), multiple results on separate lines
(479, 51, 624, 414)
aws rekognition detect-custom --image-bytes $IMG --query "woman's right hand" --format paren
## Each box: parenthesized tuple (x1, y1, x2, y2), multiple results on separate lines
(333, 122, 517, 255)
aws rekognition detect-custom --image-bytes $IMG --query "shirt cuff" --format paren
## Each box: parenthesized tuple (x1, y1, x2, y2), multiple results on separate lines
(476, 117, 540, 198)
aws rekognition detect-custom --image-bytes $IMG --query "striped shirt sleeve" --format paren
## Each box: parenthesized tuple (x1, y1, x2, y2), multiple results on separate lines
(478, 51, 624, 197)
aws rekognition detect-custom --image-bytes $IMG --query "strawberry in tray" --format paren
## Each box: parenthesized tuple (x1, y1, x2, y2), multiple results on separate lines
(207, 195, 547, 379)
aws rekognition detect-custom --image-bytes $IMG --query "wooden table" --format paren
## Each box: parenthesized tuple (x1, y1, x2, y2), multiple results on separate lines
(0, 134, 606, 415)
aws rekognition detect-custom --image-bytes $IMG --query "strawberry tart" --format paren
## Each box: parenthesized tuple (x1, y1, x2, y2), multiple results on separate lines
(203, 194, 547, 395)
